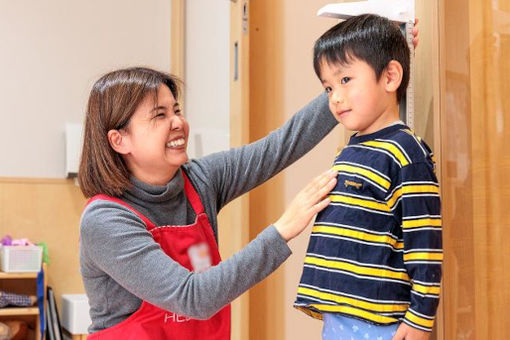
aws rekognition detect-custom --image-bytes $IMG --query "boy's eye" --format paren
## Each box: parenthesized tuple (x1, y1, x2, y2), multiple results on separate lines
(341, 77, 351, 84)
(324, 86, 332, 94)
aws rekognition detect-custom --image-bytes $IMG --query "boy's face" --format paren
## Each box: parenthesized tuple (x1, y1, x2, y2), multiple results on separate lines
(320, 57, 398, 135)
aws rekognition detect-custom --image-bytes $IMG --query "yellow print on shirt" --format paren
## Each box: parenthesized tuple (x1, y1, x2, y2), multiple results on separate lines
(344, 179, 363, 190)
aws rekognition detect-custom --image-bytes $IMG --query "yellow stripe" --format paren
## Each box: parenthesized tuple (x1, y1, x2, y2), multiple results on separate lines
(333, 164, 391, 190)
(304, 256, 410, 281)
(310, 304, 399, 324)
(387, 185, 438, 209)
(412, 283, 441, 295)
(403, 218, 442, 229)
(361, 141, 410, 166)
(298, 287, 409, 313)
(402, 185, 439, 194)
(387, 188, 402, 208)
(403, 252, 443, 262)
(313, 225, 403, 249)
(405, 310, 435, 328)
(330, 194, 390, 212)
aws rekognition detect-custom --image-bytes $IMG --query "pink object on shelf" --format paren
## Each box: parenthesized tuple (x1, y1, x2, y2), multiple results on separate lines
(1, 235, 35, 246)
(11, 238, 34, 246)
(1, 235, 12, 246)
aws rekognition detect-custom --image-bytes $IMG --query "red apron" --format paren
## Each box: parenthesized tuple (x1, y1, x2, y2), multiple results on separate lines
(86, 171, 231, 340)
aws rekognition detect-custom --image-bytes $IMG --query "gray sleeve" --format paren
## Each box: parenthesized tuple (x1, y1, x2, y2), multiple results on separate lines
(194, 93, 336, 209)
(81, 200, 291, 320)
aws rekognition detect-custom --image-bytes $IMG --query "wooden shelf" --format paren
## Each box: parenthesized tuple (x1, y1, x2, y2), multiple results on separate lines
(0, 307, 39, 316)
(0, 263, 46, 340)
(0, 271, 39, 279)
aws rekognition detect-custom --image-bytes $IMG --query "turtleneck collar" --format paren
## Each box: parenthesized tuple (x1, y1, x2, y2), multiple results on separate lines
(123, 170, 185, 204)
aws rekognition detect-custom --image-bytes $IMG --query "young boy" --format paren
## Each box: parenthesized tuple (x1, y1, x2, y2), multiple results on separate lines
(294, 14, 442, 340)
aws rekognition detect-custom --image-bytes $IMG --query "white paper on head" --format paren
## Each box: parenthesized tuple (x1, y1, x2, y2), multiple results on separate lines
(317, 0, 414, 23)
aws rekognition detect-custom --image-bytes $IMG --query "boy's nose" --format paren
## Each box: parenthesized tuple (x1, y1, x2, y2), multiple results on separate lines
(331, 90, 344, 104)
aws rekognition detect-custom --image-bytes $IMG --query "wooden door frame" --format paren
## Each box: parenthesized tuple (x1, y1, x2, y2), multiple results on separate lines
(226, 1, 251, 339)
(171, 0, 185, 80)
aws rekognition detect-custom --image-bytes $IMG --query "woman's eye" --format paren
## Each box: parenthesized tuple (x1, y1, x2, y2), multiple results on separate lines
(174, 109, 182, 116)
(341, 77, 351, 84)
(155, 112, 166, 118)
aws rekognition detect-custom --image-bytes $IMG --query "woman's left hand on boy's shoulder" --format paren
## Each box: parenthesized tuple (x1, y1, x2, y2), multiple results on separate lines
(392, 322, 430, 340)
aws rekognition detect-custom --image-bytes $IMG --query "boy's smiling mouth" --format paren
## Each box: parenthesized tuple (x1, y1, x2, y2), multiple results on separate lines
(336, 109, 351, 117)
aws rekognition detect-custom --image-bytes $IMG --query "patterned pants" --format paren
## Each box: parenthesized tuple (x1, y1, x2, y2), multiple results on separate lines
(322, 313, 399, 340)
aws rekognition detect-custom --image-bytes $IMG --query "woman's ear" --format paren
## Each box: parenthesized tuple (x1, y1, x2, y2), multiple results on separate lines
(107, 129, 130, 154)
(383, 60, 403, 94)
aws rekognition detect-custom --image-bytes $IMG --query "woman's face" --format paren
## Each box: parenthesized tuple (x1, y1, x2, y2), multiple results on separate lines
(118, 84, 189, 185)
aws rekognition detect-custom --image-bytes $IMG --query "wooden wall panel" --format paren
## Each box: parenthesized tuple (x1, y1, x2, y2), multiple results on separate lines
(249, 2, 286, 339)
(0, 179, 86, 310)
(440, 0, 510, 338)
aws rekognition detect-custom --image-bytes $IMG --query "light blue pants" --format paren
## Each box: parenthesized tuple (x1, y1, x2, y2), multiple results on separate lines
(322, 313, 399, 340)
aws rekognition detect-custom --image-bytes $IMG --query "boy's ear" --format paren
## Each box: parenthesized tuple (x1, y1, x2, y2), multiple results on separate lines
(382, 60, 403, 94)
(107, 129, 130, 155)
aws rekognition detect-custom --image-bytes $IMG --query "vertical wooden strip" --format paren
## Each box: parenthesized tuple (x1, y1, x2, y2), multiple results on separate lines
(442, 0, 477, 335)
(425, 0, 444, 338)
(171, 0, 186, 112)
(219, 1, 251, 339)
(170, 0, 185, 80)
(468, 1, 490, 337)
(249, 0, 286, 339)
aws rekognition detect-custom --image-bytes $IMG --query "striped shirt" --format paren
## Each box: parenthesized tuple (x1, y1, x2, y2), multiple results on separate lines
(294, 123, 442, 332)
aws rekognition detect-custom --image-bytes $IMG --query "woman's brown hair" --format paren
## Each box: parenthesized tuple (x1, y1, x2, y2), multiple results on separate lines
(78, 67, 181, 198)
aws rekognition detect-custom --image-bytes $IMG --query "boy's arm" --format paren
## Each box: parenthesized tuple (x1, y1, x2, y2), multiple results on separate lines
(398, 161, 442, 332)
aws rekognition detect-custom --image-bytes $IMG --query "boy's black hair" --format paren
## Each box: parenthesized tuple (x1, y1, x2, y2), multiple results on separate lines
(313, 14, 410, 102)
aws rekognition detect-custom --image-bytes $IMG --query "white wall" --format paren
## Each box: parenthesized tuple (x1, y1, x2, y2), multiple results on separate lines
(185, 0, 230, 159)
(0, 0, 171, 178)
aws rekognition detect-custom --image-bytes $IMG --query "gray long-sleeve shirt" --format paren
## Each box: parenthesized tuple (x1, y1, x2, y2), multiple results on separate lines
(80, 93, 336, 333)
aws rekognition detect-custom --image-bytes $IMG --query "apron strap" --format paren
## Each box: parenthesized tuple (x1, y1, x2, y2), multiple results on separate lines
(181, 169, 205, 215)
(87, 169, 204, 230)
(87, 194, 157, 231)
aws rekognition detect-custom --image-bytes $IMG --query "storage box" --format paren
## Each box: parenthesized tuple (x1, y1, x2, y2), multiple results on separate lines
(61, 294, 91, 334)
(0, 245, 43, 272)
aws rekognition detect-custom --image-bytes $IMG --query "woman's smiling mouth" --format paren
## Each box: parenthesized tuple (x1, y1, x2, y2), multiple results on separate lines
(166, 138, 185, 148)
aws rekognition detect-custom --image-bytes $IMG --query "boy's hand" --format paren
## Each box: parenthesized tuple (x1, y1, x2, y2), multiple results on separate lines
(392, 323, 430, 340)
(274, 169, 337, 241)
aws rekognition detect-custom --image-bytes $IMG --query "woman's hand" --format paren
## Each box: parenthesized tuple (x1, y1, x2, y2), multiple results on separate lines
(392, 323, 430, 340)
(412, 18, 419, 48)
(274, 169, 337, 242)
